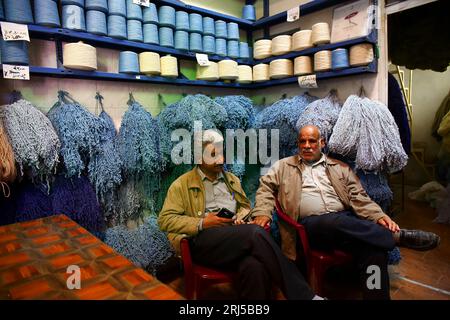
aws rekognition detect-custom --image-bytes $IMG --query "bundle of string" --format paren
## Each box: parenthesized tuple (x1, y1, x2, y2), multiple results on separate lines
(116, 95, 162, 179)
(0, 119, 16, 195)
(16, 175, 104, 239)
(87, 93, 122, 210)
(47, 91, 106, 178)
(104, 216, 174, 274)
(214, 95, 255, 130)
(329, 93, 408, 173)
(1, 97, 60, 182)
(256, 94, 317, 158)
(296, 89, 342, 141)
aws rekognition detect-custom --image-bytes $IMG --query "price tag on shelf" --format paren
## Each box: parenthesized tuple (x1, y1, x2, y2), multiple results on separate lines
(132, 0, 150, 7)
(1, 22, 30, 41)
(298, 74, 317, 88)
(196, 53, 211, 66)
(135, 75, 141, 80)
(287, 6, 300, 22)
(3, 64, 30, 80)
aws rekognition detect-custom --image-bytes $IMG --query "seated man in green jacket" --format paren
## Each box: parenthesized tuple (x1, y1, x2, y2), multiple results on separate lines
(158, 130, 320, 300)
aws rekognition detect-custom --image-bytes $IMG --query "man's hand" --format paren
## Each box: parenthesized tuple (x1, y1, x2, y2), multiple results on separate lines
(203, 212, 233, 229)
(251, 216, 271, 227)
(377, 216, 400, 232)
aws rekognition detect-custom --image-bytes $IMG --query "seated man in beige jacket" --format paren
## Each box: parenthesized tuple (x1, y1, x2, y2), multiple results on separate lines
(159, 130, 321, 300)
(251, 125, 440, 300)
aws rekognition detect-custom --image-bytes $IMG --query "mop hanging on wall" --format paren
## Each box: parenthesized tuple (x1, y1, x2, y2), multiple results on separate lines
(104, 216, 174, 274)
(296, 89, 342, 140)
(47, 91, 107, 177)
(256, 93, 317, 158)
(328, 90, 408, 173)
(0, 92, 60, 184)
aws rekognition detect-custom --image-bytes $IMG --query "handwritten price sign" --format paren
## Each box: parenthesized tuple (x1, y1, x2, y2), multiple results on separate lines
(1, 22, 30, 41)
(133, 0, 150, 7)
(298, 74, 318, 88)
(3, 64, 30, 80)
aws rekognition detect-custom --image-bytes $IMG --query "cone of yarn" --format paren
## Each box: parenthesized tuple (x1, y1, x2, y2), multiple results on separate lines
(143, 23, 159, 44)
(218, 60, 238, 80)
(159, 27, 174, 48)
(253, 39, 272, 60)
(349, 43, 374, 66)
(239, 42, 250, 59)
(62, 5, 86, 31)
(314, 50, 332, 71)
(174, 30, 189, 50)
(189, 32, 203, 52)
(159, 6, 175, 28)
(203, 36, 216, 54)
(189, 13, 203, 33)
(269, 59, 294, 79)
(63, 41, 97, 70)
(108, 15, 127, 39)
(294, 56, 313, 75)
(197, 62, 219, 81)
(34, 0, 61, 27)
(86, 0, 108, 13)
(108, 0, 126, 17)
(227, 22, 239, 40)
(253, 63, 269, 82)
(119, 51, 139, 74)
(139, 52, 161, 75)
(332, 48, 350, 70)
(143, 3, 159, 25)
(203, 17, 215, 36)
(292, 29, 313, 51)
(126, 0, 142, 21)
(242, 5, 256, 21)
(237, 65, 252, 83)
(86, 10, 107, 35)
(160, 55, 178, 78)
(215, 38, 227, 56)
(175, 11, 189, 31)
(128, 19, 143, 42)
(311, 22, 330, 45)
(227, 40, 239, 58)
(215, 20, 227, 39)
(4, 0, 34, 24)
(272, 35, 292, 56)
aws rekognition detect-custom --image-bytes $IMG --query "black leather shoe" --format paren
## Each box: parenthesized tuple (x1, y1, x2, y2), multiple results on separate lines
(399, 229, 440, 251)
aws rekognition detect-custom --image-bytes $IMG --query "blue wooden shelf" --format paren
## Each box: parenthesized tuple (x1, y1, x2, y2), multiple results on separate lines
(0, 65, 254, 89)
(152, 0, 254, 28)
(253, 0, 349, 29)
(255, 30, 378, 64)
(28, 25, 253, 65)
(252, 60, 378, 89)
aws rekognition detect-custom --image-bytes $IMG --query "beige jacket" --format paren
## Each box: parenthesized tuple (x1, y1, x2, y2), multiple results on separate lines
(251, 155, 389, 260)
(158, 167, 251, 254)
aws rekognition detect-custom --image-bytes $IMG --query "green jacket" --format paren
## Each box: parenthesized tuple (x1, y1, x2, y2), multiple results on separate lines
(158, 167, 251, 254)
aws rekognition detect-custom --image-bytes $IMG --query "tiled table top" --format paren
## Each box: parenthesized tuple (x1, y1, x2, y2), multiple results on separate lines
(0, 215, 183, 300)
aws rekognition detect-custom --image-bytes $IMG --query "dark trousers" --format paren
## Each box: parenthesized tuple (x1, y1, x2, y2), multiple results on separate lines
(300, 211, 396, 300)
(190, 224, 314, 300)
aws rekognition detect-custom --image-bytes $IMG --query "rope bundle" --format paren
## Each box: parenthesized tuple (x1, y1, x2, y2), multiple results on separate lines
(86, 10, 107, 35)
(0, 119, 16, 185)
(139, 52, 161, 75)
(47, 91, 106, 178)
(1, 98, 60, 181)
(62, 5, 86, 31)
(160, 55, 178, 77)
(3, 0, 34, 24)
(350, 43, 374, 66)
(269, 59, 294, 79)
(219, 59, 238, 80)
(104, 216, 174, 273)
(108, 0, 126, 17)
(214, 95, 255, 130)
(108, 15, 127, 39)
(126, 0, 142, 21)
(253, 63, 269, 82)
(294, 56, 313, 75)
(292, 29, 313, 51)
(203, 17, 215, 36)
(159, 6, 175, 28)
(296, 90, 342, 139)
(311, 22, 330, 45)
(63, 41, 97, 71)
(176, 11, 189, 31)
(256, 94, 317, 157)
(143, 23, 159, 44)
(254, 39, 272, 60)
(329, 94, 408, 173)
(143, 3, 158, 25)
(215, 20, 227, 39)
(314, 50, 332, 71)
(116, 97, 162, 177)
(237, 65, 253, 83)
(272, 35, 292, 56)
(127, 19, 144, 42)
(196, 62, 219, 81)
(34, 0, 60, 27)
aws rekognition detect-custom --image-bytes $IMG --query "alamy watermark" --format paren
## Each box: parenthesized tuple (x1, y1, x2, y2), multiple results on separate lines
(66, 265, 81, 290)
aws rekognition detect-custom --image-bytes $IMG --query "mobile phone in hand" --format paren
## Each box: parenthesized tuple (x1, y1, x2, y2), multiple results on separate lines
(217, 207, 235, 219)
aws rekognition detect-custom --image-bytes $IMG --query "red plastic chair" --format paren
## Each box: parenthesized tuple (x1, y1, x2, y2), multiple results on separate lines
(274, 198, 353, 296)
(180, 224, 271, 300)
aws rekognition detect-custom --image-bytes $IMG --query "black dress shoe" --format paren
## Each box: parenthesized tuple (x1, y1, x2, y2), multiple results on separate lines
(399, 229, 440, 251)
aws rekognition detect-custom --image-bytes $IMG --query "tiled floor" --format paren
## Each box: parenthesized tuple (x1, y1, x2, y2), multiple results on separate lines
(160, 197, 450, 300)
